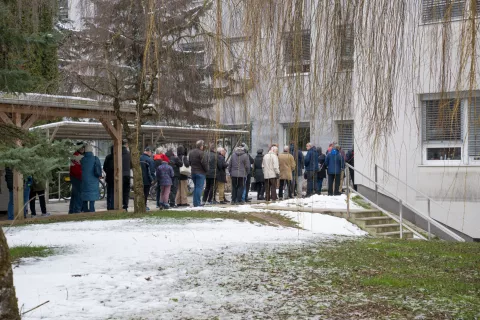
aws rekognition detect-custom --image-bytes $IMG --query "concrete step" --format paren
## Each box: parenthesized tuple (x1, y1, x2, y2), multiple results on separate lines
(377, 230, 413, 239)
(364, 223, 401, 234)
(350, 211, 384, 219)
(354, 216, 396, 227)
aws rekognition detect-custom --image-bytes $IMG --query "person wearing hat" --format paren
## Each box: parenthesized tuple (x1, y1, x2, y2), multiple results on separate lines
(140, 146, 156, 210)
(81, 144, 102, 212)
(69, 142, 86, 213)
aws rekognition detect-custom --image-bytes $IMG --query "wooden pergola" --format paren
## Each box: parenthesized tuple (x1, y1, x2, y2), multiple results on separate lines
(0, 93, 136, 219)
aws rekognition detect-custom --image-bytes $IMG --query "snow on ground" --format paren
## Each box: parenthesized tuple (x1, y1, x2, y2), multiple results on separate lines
(6, 214, 366, 320)
(257, 193, 363, 210)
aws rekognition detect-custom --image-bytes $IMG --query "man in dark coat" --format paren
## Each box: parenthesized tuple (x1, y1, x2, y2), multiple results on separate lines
(202, 143, 219, 204)
(242, 144, 255, 202)
(228, 145, 250, 204)
(103, 146, 115, 210)
(253, 149, 265, 200)
(290, 142, 304, 197)
(189, 140, 208, 207)
(317, 147, 326, 195)
(140, 147, 156, 210)
(165, 148, 183, 207)
(346, 148, 356, 191)
(304, 142, 319, 197)
(122, 140, 132, 211)
(5, 167, 13, 220)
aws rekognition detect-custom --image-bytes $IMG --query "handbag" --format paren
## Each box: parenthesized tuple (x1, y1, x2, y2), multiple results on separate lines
(179, 156, 191, 176)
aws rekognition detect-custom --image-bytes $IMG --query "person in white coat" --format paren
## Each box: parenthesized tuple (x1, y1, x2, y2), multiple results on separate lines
(262, 146, 280, 201)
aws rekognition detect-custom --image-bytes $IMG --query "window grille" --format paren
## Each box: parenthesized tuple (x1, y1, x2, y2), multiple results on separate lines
(284, 31, 311, 74)
(422, 99, 462, 141)
(338, 24, 354, 70)
(337, 121, 354, 150)
(422, 0, 465, 23)
(469, 98, 480, 157)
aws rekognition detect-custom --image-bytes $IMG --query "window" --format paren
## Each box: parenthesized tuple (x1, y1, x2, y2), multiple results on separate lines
(338, 24, 354, 71)
(422, 99, 463, 161)
(58, 0, 69, 21)
(422, 0, 466, 23)
(284, 31, 311, 75)
(337, 121, 354, 151)
(469, 98, 480, 160)
(182, 43, 205, 68)
(285, 125, 310, 151)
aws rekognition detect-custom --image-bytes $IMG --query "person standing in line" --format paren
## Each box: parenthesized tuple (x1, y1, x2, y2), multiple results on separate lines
(202, 143, 219, 204)
(189, 140, 208, 207)
(253, 149, 265, 200)
(165, 148, 182, 208)
(69, 142, 86, 214)
(228, 144, 250, 205)
(241, 144, 254, 203)
(5, 167, 13, 220)
(338, 146, 347, 192)
(122, 140, 132, 212)
(176, 146, 190, 207)
(278, 146, 296, 199)
(81, 145, 102, 213)
(346, 148, 356, 191)
(29, 177, 50, 217)
(262, 146, 280, 202)
(317, 147, 327, 194)
(156, 160, 174, 209)
(304, 142, 319, 197)
(290, 142, 304, 197)
(215, 147, 229, 204)
(325, 145, 345, 196)
(140, 147, 156, 210)
(103, 146, 115, 210)
(154, 147, 169, 208)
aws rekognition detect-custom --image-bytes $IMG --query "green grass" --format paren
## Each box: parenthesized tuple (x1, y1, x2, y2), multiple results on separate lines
(9, 245, 57, 262)
(3, 209, 299, 229)
(262, 238, 480, 319)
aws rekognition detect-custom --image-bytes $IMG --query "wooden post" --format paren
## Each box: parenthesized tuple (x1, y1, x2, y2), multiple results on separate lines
(113, 120, 123, 210)
(12, 113, 24, 220)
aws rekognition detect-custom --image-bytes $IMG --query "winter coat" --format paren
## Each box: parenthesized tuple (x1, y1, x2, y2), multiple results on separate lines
(253, 153, 265, 183)
(103, 148, 114, 185)
(177, 146, 190, 181)
(216, 154, 228, 183)
(247, 153, 254, 176)
(228, 147, 250, 178)
(205, 150, 219, 179)
(346, 150, 354, 167)
(5, 167, 13, 191)
(165, 150, 183, 178)
(81, 152, 102, 201)
(317, 153, 327, 179)
(70, 151, 83, 180)
(278, 152, 296, 181)
(189, 148, 208, 175)
(304, 147, 319, 172)
(31, 178, 46, 192)
(325, 149, 345, 175)
(140, 153, 156, 186)
(122, 147, 132, 177)
(289, 145, 305, 177)
(156, 162, 174, 186)
(262, 151, 280, 179)
(153, 154, 170, 169)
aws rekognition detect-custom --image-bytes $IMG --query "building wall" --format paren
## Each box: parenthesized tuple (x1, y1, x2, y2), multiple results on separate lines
(352, 2, 480, 239)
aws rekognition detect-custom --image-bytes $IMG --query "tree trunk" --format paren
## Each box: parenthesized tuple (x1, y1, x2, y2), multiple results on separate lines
(0, 228, 21, 320)
(127, 135, 146, 214)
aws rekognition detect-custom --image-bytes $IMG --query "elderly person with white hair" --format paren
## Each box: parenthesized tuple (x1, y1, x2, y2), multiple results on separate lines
(278, 145, 296, 199)
(262, 145, 280, 202)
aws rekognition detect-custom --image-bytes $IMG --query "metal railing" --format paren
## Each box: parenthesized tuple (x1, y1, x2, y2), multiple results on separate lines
(345, 163, 465, 242)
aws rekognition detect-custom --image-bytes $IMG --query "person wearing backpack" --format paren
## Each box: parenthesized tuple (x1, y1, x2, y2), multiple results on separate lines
(156, 160, 174, 209)
(81, 144, 103, 212)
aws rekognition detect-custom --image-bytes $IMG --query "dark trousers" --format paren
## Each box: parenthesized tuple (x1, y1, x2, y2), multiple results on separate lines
(29, 190, 47, 215)
(169, 177, 179, 205)
(106, 183, 114, 210)
(349, 168, 357, 191)
(265, 178, 278, 201)
(231, 177, 245, 203)
(122, 176, 130, 210)
(306, 171, 317, 196)
(156, 183, 161, 207)
(278, 179, 292, 199)
(255, 182, 265, 199)
(328, 174, 341, 196)
(203, 178, 216, 203)
(144, 185, 150, 206)
(244, 174, 252, 199)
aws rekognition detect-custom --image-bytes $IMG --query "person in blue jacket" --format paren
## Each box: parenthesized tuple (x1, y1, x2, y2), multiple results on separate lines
(325, 145, 345, 196)
(81, 145, 102, 212)
(304, 142, 319, 197)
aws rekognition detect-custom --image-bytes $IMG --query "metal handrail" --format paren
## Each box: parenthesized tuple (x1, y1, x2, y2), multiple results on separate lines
(346, 163, 465, 242)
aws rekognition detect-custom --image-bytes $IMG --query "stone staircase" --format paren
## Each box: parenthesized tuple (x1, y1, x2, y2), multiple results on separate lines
(349, 210, 413, 239)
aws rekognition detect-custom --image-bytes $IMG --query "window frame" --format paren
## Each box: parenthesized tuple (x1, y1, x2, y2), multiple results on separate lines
(337, 24, 354, 71)
(283, 30, 311, 76)
(420, 0, 480, 25)
(336, 120, 354, 151)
